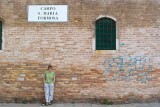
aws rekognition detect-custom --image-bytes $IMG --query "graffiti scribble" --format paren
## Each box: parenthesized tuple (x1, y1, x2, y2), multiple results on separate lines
(100, 56, 153, 83)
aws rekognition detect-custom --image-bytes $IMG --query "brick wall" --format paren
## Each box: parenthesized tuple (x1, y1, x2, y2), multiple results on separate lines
(0, 0, 160, 103)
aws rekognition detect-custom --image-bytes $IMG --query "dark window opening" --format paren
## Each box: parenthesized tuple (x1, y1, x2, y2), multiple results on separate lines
(0, 20, 2, 50)
(96, 17, 116, 50)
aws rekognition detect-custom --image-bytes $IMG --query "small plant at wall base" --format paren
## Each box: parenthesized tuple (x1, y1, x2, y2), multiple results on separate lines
(101, 98, 113, 105)
(22, 100, 29, 104)
(93, 98, 100, 103)
(71, 101, 75, 104)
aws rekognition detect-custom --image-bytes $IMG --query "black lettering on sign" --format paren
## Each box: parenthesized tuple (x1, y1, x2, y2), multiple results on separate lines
(43, 12, 58, 15)
(38, 16, 59, 20)
(38, 12, 41, 15)
(40, 7, 56, 10)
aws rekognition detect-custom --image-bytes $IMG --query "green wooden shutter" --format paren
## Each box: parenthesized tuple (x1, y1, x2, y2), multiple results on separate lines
(0, 21, 2, 50)
(96, 18, 116, 50)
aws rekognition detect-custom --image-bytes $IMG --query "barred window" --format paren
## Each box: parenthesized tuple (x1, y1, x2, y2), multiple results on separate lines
(95, 17, 116, 50)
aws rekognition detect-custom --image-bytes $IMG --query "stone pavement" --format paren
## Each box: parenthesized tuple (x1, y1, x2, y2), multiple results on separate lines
(0, 103, 160, 107)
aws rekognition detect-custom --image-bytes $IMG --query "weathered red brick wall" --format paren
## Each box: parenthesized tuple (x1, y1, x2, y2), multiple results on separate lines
(0, 0, 160, 103)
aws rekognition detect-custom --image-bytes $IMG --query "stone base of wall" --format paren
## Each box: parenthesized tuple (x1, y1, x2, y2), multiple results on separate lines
(0, 62, 160, 104)
(1, 94, 160, 104)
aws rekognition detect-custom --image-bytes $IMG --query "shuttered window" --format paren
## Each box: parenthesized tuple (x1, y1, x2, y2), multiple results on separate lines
(0, 21, 2, 50)
(96, 17, 116, 50)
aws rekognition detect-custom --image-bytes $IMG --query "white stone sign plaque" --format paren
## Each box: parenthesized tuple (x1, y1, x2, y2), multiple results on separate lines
(28, 5, 68, 22)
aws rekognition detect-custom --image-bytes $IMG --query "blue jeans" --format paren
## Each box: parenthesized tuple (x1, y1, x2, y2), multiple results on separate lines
(44, 83, 54, 103)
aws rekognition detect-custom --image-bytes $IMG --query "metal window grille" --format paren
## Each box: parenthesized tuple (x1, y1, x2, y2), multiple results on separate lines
(96, 17, 116, 50)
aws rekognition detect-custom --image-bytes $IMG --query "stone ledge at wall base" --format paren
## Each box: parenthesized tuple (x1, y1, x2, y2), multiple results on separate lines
(1, 96, 160, 105)
(0, 97, 40, 104)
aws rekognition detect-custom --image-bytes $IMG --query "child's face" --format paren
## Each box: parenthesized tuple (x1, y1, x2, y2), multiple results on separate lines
(48, 67, 52, 71)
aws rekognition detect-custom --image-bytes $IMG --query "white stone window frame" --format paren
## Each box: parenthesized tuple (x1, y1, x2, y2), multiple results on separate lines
(92, 15, 119, 51)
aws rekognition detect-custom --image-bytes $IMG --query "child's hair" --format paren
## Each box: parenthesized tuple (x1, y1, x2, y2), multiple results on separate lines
(48, 65, 52, 69)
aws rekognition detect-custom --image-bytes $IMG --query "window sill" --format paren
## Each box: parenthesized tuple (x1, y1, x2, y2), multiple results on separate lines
(92, 50, 119, 55)
(0, 50, 4, 53)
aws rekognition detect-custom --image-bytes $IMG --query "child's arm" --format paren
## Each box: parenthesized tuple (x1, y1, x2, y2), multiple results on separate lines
(53, 73, 56, 83)
(43, 73, 46, 83)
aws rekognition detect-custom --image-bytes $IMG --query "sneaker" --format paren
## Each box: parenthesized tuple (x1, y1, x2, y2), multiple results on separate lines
(49, 100, 53, 105)
(41, 102, 48, 106)
(46, 102, 49, 106)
